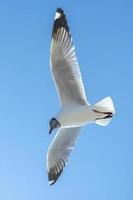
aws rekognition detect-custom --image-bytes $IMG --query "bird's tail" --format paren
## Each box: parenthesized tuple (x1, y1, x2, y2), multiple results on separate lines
(92, 97, 115, 126)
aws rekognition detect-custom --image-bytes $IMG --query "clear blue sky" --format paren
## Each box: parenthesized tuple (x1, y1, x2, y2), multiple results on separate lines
(0, 0, 132, 199)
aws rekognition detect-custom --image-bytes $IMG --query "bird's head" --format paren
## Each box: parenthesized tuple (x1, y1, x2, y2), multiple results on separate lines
(49, 118, 61, 134)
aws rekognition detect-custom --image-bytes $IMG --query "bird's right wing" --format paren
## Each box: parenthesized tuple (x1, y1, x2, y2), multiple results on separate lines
(50, 8, 88, 106)
(47, 127, 81, 185)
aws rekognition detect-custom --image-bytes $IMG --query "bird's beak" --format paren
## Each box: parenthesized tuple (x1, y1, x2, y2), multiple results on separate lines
(49, 127, 53, 134)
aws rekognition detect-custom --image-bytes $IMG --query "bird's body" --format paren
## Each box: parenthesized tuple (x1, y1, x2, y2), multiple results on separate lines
(56, 105, 94, 127)
(55, 104, 109, 127)
(46, 8, 116, 185)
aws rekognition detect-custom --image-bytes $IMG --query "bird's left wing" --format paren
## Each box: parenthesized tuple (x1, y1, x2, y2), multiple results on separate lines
(47, 127, 81, 185)
(50, 8, 88, 106)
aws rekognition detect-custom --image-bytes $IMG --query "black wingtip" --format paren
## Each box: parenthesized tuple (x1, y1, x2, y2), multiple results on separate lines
(52, 8, 69, 37)
(48, 167, 63, 186)
(56, 8, 64, 14)
(49, 180, 55, 186)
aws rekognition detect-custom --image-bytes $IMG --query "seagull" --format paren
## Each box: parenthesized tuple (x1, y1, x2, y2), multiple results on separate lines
(47, 8, 115, 185)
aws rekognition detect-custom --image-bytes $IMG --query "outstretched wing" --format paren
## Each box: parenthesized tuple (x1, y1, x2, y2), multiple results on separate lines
(50, 8, 88, 106)
(47, 127, 81, 185)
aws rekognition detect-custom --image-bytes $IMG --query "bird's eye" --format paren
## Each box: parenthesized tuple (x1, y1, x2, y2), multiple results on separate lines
(53, 122, 57, 128)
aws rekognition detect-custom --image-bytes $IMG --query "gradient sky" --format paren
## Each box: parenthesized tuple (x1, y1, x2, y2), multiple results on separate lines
(0, 0, 132, 200)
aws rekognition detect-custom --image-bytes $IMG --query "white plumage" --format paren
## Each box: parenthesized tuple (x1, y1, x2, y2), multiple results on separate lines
(47, 8, 115, 185)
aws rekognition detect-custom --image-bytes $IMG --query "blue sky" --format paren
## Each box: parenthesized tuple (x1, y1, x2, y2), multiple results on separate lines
(0, 0, 132, 199)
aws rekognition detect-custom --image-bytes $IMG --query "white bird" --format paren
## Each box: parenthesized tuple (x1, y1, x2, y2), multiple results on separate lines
(47, 8, 115, 185)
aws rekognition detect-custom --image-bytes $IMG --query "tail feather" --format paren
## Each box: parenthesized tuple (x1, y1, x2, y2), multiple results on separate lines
(93, 97, 115, 126)
(95, 117, 112, 126)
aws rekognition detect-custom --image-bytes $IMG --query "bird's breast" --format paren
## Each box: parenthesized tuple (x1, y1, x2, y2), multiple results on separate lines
(56, 105, 96, 127)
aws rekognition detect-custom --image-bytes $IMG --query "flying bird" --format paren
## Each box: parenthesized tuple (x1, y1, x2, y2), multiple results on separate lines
(47, 8, 115, 185)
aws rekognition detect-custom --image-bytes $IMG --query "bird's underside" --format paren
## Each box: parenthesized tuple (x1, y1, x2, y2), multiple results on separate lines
(47, 8, 115, 185)
(47, 7, 88, 185)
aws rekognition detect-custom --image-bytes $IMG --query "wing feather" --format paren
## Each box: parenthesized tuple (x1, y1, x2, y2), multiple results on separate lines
(47, 127, 81, 185)
(50, 8, 88, 106)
